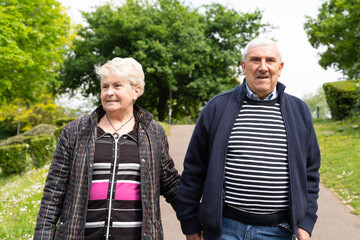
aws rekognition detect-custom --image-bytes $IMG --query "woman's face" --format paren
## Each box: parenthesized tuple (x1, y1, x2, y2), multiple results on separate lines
(100, 74, 140, 114)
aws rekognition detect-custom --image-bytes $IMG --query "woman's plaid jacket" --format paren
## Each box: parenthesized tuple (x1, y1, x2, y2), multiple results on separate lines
(34, 105, 180, 239)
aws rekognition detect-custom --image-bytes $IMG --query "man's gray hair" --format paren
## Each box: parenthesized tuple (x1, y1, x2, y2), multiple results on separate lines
(242, 38, 282, 62)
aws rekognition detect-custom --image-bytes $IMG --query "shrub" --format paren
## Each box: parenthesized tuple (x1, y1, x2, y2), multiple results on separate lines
(323, 79, 360, 120)
(0, 144, 29, 176)
(55, 117, 77, 127)
(54, 117, 76, 140)
(28, 135, 55, 168)
(0, 135, 24, 147)
(0, 124, 57, 147)
(54, 127, 63, 141)
(23, 124, 57, 136)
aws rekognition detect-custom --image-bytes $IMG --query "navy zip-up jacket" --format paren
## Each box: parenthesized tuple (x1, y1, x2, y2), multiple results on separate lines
(177, 80, 321, 239)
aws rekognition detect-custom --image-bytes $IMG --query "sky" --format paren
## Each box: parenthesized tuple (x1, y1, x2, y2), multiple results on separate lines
(58, 0, 343, 99)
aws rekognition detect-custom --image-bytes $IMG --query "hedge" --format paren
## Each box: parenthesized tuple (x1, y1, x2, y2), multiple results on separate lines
(0, 120, 75, 176)
(28, 135, 56, 168)
(0, 144, 29, 175)
(55, 117, 77, 127)
(323, 79, 360, 120)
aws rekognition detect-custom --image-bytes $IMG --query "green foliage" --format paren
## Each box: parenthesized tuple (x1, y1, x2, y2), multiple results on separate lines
(0, 94, 65, 138)
(0, 144, 29, 175)
(0, 124, 57, 147)
(55, 117, 77, 127)
(23, 124, 58, 136)
(0, 135, 24, 147)
(0, 123, 57, 175)
(302, 87, 330, 119)
(323, 79, 360, 120)
(0, 0, 72, 104)
(304, 0, 360, 79)
(315, 118, 360, 215)
(28, 135, 55, 168)
(60, 0, 270, 121)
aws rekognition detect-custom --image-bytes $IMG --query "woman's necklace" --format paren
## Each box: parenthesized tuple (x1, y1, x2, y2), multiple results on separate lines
(105, 113, 134, 139)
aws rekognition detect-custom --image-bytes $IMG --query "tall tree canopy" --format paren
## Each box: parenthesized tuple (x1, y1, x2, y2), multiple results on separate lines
(304, 0, 360, 79)
(61, 0, 270, 121)
(0, 0, 71, 103)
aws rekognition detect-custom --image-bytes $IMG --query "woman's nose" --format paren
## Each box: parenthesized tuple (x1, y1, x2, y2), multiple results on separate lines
(107, 87, 114, 96)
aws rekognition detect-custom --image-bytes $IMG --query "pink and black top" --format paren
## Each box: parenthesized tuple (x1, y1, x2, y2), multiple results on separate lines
(85, 126, 142, 240)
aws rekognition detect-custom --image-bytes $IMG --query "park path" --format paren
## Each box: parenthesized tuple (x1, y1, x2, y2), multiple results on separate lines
(160, 125, 360, 240)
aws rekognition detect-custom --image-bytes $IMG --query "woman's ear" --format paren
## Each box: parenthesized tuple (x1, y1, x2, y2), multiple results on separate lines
(133, 85, 141, 101)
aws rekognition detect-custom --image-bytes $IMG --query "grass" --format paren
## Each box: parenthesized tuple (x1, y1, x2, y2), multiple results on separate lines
(314, 118, 360, 215)
(0, 165, 49, 239)
(0, 120, 359, 239)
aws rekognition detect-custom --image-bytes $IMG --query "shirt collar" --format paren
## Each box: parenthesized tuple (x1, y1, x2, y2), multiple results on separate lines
(245, 83, 278, 101)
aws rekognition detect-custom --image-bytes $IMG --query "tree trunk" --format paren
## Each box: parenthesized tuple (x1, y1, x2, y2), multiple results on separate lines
(157, 87, 168, 122)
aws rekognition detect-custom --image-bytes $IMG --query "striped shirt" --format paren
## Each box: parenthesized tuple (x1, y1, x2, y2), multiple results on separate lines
(225, 97, 289, 215)
(85, 127, 142, 240)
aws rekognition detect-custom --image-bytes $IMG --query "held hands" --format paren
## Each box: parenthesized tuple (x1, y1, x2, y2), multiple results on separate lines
(186, 231, 203, 240)
(298, 228, 310, 240)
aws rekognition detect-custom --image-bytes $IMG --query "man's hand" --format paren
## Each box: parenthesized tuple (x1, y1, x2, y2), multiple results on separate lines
(298, 228, 310, 240)
(186, 231, 203, 240)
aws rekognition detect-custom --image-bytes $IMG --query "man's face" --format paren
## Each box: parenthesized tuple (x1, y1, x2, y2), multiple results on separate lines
(241, 45, 284, 100)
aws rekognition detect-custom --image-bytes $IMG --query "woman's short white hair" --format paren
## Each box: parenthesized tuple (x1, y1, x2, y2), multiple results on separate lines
(95, 57, 145, 96)
(243, 38, 282, 62)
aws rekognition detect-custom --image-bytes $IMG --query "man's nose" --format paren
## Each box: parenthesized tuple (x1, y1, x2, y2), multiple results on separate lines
(259, 59, 268, 71)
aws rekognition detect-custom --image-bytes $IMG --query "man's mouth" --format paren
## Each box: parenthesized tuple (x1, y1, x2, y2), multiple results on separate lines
(256, 76, 269, 79)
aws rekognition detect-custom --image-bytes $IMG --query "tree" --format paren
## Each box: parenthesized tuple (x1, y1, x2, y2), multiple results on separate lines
(302, 88, 330, 119)
(304, 0, 360, 79)
(60, 0, 270, 121)
(0, 0, 71, 103)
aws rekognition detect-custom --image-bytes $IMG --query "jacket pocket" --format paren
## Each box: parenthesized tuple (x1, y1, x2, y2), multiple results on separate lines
(55, 219, 71, 239)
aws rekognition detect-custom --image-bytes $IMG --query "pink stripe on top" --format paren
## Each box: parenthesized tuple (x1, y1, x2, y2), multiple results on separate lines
(89, 181, 109, 200)
(115, 181, 141, 200)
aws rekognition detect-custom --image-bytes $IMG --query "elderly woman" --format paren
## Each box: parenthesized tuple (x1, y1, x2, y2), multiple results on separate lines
(34, 57, 179, 240)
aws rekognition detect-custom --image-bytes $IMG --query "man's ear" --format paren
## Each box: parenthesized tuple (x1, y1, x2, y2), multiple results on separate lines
(240, 60, 246, 75)
(278, 62, 284, 77)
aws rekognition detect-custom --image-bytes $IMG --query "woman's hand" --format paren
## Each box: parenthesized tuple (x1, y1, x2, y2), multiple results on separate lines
(186, 231, 203, 240)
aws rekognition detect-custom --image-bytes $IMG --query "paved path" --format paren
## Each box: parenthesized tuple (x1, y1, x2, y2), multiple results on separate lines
(161, 125, 360, 240)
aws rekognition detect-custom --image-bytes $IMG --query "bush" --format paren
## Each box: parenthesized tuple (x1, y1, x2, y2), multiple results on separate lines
(323, 79, 360, 120)
(55, 117, 77, 127)
(28, 135, 55, 168)
(23, 124, 57, 136)
(0, 135, 24, 147)
(0, 144, 29, 175)
(0, 124, 57, 147)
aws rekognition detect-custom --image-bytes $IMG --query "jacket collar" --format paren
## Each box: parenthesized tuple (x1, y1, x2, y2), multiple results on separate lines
(238, 78, 286, 101)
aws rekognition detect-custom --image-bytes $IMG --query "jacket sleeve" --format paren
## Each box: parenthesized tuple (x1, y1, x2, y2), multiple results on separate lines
(158, 124, 180, 210)
(298, 120, 321, 235)
(34, 123, 73, 239)
(176, 108, 211, 235)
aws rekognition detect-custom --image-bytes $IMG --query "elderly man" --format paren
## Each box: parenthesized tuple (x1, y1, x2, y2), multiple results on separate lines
(177, 38, 321, 240)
